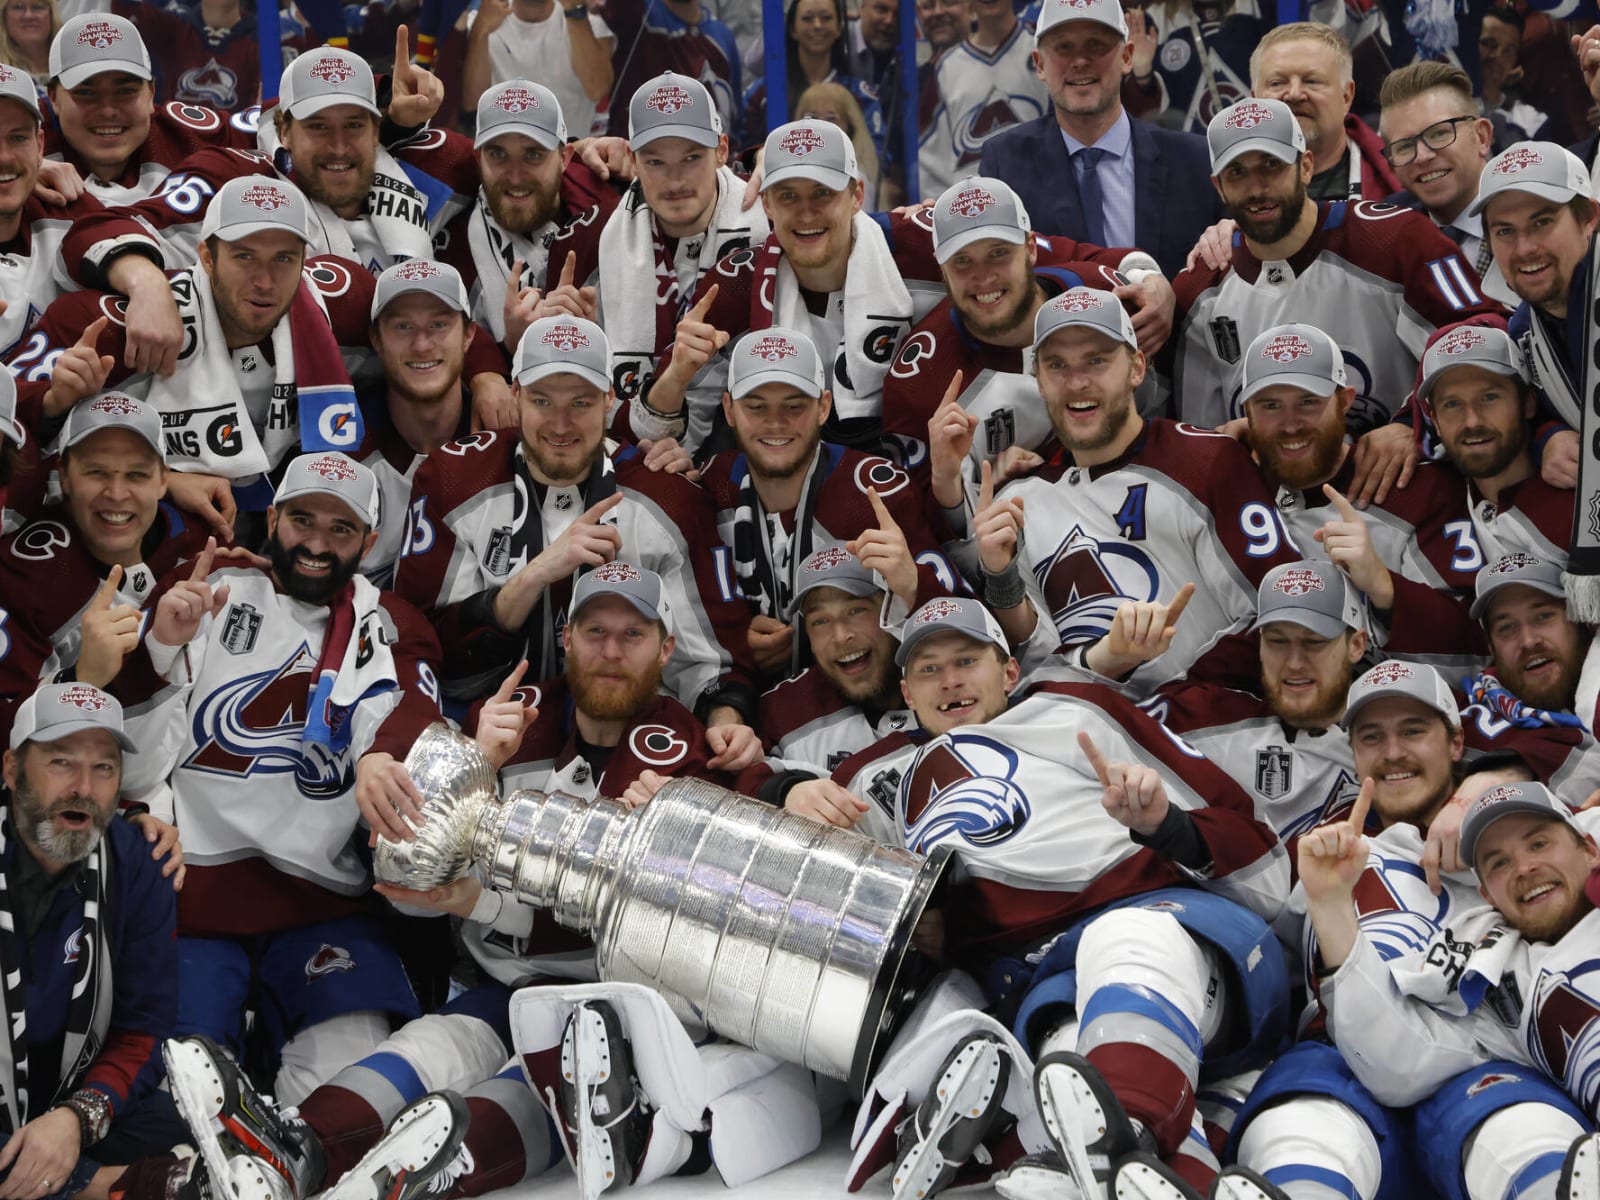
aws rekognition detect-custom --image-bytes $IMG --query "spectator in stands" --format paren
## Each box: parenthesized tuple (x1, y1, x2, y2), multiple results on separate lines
(846, 0, 896, 90)
(1120, 0, 1260, 133)
(0, 0, 54, 82)
(463, 0, 614, 139)
(112, 0, 260, 111)
(742, 0, 885, 161)
(797, 79, 881, 206)
(600, 0, 742, 144)
(1477, 6, 1551, 147)
(1250, 21, 1399, 201)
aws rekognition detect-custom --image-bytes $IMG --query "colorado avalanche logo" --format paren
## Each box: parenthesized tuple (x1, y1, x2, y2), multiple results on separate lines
(305, 944, 355, 978)
(1530, 965, 1600, 1106)
(1362, 661, 1415, 687)
(1436, 328, 1488, 356)
(394, 260, 441, 280)
(591, 561, 642, 583)
(903, 734, 1031, 853)
(307, 454, 357, 482)
(914, 597, 966, 624)
(1465, 1072, 1520, 1098)
(241, 184, 289, 211)
(76, 20, 122, 47)
(63, 928, 82, 965)
(542, 324, 590, 352)
(88, 393, 143, 417)
(494, 86, 539, 113)
(58, 686, 110, 712)
(1262, 335, 1313, 363)
(646, 84, 692, 115)
(629, 724, 689, 768)
(1224, 101, 1274, 130)
(750, 336, 798, 362)
(1054, 290, 1104, 313)
(779, 126, 826, 157)
(1486, 553, 1540, 575)
(1036, 525, 1161, 643)
(949, 188, 996, 218)
(1493, 147, 1543, 175)
(802, 546, 853, 574)
(1272, 567, 1325, 597)
(308, 55, 356, 87)
(177, 58, 239, 110)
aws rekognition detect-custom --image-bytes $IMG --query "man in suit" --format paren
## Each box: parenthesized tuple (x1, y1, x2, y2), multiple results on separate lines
(976, 0, 1224, 278)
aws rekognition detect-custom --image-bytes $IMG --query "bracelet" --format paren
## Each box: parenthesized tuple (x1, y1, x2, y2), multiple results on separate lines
(983, 560, 1026, 610)
(64, 1088, 111, 1148)
(563, 3, 588, 15)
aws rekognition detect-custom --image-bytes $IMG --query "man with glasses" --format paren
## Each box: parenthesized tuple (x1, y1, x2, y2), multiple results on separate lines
(1378, 62, 1514, 307)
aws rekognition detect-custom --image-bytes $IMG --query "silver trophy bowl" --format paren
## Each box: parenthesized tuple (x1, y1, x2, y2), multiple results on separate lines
(372, 723, 504, 891)
(377, 723, 948, 1095)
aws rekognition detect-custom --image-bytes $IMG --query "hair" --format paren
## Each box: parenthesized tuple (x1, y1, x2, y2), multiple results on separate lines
(0, 0, 58, 80)
(1249, 22, 1353, 90)
(785, 0, 853, 108)
(1482, 5, 1524, 31)
(796, 80, 880, 205)
(1378, 61, 1474, 113)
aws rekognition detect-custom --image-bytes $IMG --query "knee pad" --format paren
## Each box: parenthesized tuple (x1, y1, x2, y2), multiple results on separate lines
(276, 1010, 392, 1105)
(1236, 1095, 1382, 1200)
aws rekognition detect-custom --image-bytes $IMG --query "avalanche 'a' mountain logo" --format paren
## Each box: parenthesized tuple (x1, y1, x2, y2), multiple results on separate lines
(185, 643, 351, 797)
(1034, 525, 1161, 644)
(902, 733, 1030, 854)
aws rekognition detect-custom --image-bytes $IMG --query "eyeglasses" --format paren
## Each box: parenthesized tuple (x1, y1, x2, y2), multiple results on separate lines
(1382, 114, 1477, 166)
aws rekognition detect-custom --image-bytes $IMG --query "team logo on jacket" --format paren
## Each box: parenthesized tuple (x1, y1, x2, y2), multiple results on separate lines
(1223, 101, 1274, 130)
(779, 126, 825, 157)
(1531, 964, 1600, 1093)
(305, 944, 355, 978)
(494, 86, 540, 113)
(948, 187, 996, 218)
(542, 324, 590, 352)
(750, 335, 798, 362)
(1465, 1072, 1520, 1098)
(63, 927, 82, 965)
(1435, 328, 1487, 356)
(1255, 746, 1292, 800)
(629, 724, 689, 768)
(903, 734, 1030, 853)
(1261, 334, 1313, 363)
(1036, 525, 1160, 644)
(645, 84, 692, 115)
(308, 55, 356, 87)
(76, 20, 123, 46)
(57, 686, 109, 712)
(1272, 567, 1324, 597)
(177, 59, 239, 110)
(241, 184, 289, 211)
(1492, 147, 1543, 175)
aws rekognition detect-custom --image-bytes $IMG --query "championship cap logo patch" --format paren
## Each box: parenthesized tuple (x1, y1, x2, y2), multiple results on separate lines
(1262, 334, 1313, 363)
(76, 20, 122, 46)
(949, 187, 996, 218)
(915, 598, 965, 624)
(646, 84, 692, 115)
(394, 260, 441, 280)
(779, 126, 826, 157)
(1493, 146, 1543, 175)
(1056, 290, 1105, 313)
(542, 324, 590, 352)
(1363, 661, 1415, 686)
(309, 55, 355, 86)
(1224, 101, 1273, 130)
(804, 547, 852, 572)
(1472, 784, 1526, 815)
(241, 183, 289, 211)
(1272, 567, 1325, 597)
(494, 86, 539, 113)
(307, 453, 357, 482)
(751, 336, 798, 362)
(89, 393, 143, 417)
(1486, 553, 1539, 575)
(592, 561, 643, 583)
(0, 66, 18, 83)
(58, 686, 109, 711)
(1437, 328, 1487, 356)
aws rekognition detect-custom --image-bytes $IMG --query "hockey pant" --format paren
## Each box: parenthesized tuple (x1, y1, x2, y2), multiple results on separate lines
(509, 980, 827, 1187)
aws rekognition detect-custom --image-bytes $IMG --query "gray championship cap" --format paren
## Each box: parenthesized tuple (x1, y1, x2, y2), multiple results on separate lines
(1254, 560, 1364, 639)
(513, 316, 611, 392)
(0, 64, 40, 119)
(371, 259, 471, 320)
(1470, 553, 1567, 620)
(728, 327, 826, 400)
(275, 451, 381, 527)
(475, 80, 567, 151)
(628, 71, 722, 150)
(761, 120, 859, 193)
(794, 545, 880, 606)
(61, 392, 163, 457)
(1342, 660, 1462, 731)
(49, 14, 151, 90)
(279, 47, 380, 121)
(0, 367, 23, 449)
(10, 682, 137, 752)
(933, 177, 1031, 264)
(1459, 780, 1583, 869)
(1239, 324, 1348, 405)
(1033, 286, 1137, 352)
(896, 596, 1011, 667)
(571, 560, 672, 631)
(199, 175, 312, 244)
(1207, 98, 1307, 174)
(1468, 142, 1591, 219)
(1418, 324, 1528, 404)
(1034, 0, 1128, 42)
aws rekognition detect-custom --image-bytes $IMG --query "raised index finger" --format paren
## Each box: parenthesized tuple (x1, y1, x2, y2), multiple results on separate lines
(581, 491, 625, 522)
(189, 535, 218, 582)
(1349, 776, 1374, 834)
(685, 283, 720, 323)
(394, 25, 413, 79)
(1164, 581, 1195, 629)
(978, 458, 994, 510)
(866, 487, 900, 531)
(91, 564, 124, 609)
(1077, 730, 1112, 788)
(559, 251, 576, 289)
(938, 368, 965, 410)
(78, 315, 107, 349)
(491, 658, 529, 702)
(1321, 483, 1359, 522)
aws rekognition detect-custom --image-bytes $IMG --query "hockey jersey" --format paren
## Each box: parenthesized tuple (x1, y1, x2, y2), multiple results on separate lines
(1173, 201, 1503, 432)
(917, 23, 1048, 198)
(831, 679, 1288, 961)
(0, 191, 104, 360)
(392, 431, 755, 709)
(41, 99, 258, 207)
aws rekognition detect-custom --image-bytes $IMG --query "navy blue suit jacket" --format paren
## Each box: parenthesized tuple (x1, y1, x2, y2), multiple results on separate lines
(978, 113, 1226, 279)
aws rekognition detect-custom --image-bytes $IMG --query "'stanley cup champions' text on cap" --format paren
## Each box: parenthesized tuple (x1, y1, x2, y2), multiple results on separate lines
(1253, 560, 1364, 640)
(1033, 286, 1138, 352)
(629, 71, 722, 150)
(728, 328, 827, 400)
(1467, 142, 1592, 218)
(11, 683, 137, 752)
(571, 561, 673, 632)
(513, 316, 612, 393)
(933, 177, 1032, 265)
(275, 451, 382, 528)
(475, 79, 567, 151)
(279, 47, 380, 121)
(199, 176, 313, 245)
(1417, 324, 1528, 403)
(896, 597, 1011, 667)
(50, 14, 151, 90)
(1341, 660, 1462, 730)
(1238, 324, 1348, 406)
(371, 259, 471, 321)
(761, 120, 860, 194)
(1207, 98, 1307, 173)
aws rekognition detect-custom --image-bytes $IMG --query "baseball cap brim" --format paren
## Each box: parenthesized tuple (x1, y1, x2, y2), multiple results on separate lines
(894, 621, 1008, 667)
(762, 162, 854, 193)
(515, 361, 611, 392)
(630, 122, 720, 150)
(1469, 575, 1567, 619)
(1241, 372, 1339, 405)
(935, 225, 1027, 265)
(573, 583, 665, 624)
(729, 366, 824, 400)
(1467, 178, 1579, 218)
(275, 484, 375, 527)
(62, 419, 162, 457)
(287, 94, 381, 121)
(55, 58, 150, 89)
(795, 574, 878, 603)
(474, 121, 564, 150)
(1213, 137, 1300, 174)
(1252, 607, 1348, 639)
(22, 717, 137, 752)
(1341, 685, 1460, 730)
(208, 218, 311, 244)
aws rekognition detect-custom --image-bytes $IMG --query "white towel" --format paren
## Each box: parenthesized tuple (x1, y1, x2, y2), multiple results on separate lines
(466, 192, 557, 344)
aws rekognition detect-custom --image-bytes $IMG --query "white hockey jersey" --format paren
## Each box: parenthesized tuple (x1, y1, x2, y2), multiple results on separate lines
(918, 25, 1049, 199)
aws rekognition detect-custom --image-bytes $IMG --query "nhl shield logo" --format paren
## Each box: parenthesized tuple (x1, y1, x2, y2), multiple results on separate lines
(1256, 746, 1292, 799)
(1492, 146, 1543, 175)
(220, 603, 262, 655)
(1209, 316, 1241, 364)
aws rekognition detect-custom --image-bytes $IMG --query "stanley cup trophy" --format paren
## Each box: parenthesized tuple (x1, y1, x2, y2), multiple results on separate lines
(375, 723, 950, 1096)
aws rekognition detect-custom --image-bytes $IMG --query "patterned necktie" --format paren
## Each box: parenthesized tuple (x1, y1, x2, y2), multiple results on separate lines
(1076, 147, 1109, 247)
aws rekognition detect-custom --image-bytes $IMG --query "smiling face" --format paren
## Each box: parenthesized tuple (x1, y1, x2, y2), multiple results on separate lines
(790, 0, 841, 57)
(1476, 812, 1599, 942)
(1485, 191, 1600, 317)
(634, 134, 727, 239)
(1214, 149, 1312, 246)
(900, 631, 1017, 736)
(477, 132, 568, 235)
(1349, 695, 1463, 829)
(1035, 324, 1144, 460)
(941, 235, 1039, 341)
(1245, 383, 1350, 489)
(1253, 36, 1353, 154)
(4, 0, 51, 54)
(858, 0, 898, 51)
(60, 428, 167, 567)
(0, 96, 40, 231)
(564, 594, 673, 722)
(515, 371, 607, 487)
(1259, 622, 1365, 729)
(279, 104, 379, 219)
(762, 175, 862, 273)
(3, 732, 120, 870)
(1485, 584, 1590, 712)
(49, 72, 152, 181)
(723, 381, 831, 483)
(373, 293, 471, 406)
(265, 492, 375, 603)
(802, 585, 899, 707)
(916, 0, 971, 51)
(1431, 365, 1533, 482)
(1033, 20, 1130, 124)
(1378, 87, 1490, 223)
(200, 229, 307, 349)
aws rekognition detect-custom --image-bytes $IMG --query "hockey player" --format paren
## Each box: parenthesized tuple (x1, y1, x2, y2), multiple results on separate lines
(391, 315, 761, 761)
(112, 452, 443, 1103)
(956, 284, 1300, 691)
(830, 596, 1288, 1198)
(1173, 97, 1500, 436)
(1214, 664, 1595, 1200)
(694, 327, 960, 679)
(1467, 554, 1594, 728)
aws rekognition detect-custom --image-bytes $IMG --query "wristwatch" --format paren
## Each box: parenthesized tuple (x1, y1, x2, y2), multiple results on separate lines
(64, 1088, 112, 1148)
(563, 3, 588, 16)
